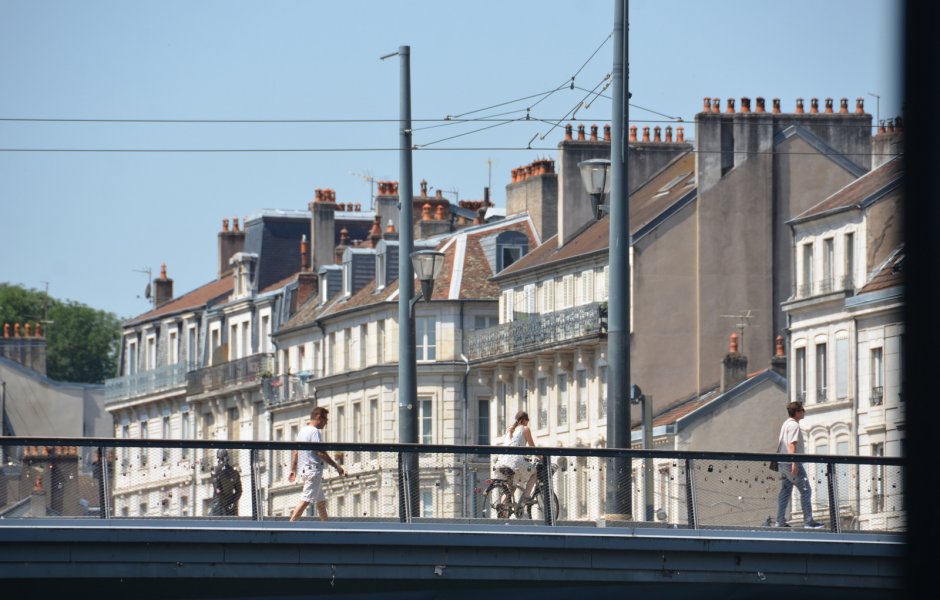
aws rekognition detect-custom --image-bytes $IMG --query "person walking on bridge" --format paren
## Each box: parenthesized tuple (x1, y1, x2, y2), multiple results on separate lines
(775, 401, 824, 529)
(289, 407, 346, 521)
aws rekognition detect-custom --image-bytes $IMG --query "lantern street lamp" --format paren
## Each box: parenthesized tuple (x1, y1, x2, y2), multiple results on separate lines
(578, 158, 612, 219)
(409, 249, 446, 313)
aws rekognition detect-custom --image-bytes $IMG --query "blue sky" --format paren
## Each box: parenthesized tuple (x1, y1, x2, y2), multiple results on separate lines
(0, 0, 903, 320)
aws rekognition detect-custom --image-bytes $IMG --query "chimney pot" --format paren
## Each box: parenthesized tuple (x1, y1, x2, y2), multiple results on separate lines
(565, 124, 573, 141)
(703, 97, 711, 112)
(711, 98, 720, 113)
(233, 217, 240, 232)
(676, 126, 685, 143)
(878, 120, 886, 134)
(35, 322, 42, 337)
(24, 322, 31, 337)
(825, 97, 834, 113)
(856, 97, 865, 114)
(888, 119, 895, 133)
(775, 335, 785, 358)
(3, 323, 9, 337)
(726, 98, 735, 113)
(222, 218, 229, 232)
(756, 97, 766, 112)
(14, 323, 20, 337)
(741, 97, 751, 112)
(577, 124, 586, 141)
(653, 126, 661, 142)
(641, 126, 650, 142)
(420, 179, 428, 196)
(422, 203, 432, 221)
(434, 204, 446, 220)
(160, 263, 167, 279)
(665, 126, 673, 142)
(386, 220, 395, 233)
(730, 332, 739, 354)
(839, 98, 849, 113)
(300, 234, 310, 271)
(772, 98, 781, 114)
(590, 124, 598, 141)
(796, 98, 804, 114)
(339, 227, 348, 245)
(810, 98, 819, 114)
(629, 125, 637, 142)
(603, 124, 611, 142)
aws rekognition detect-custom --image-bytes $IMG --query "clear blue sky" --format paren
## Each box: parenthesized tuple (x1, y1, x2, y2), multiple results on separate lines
(0, 0, 902, 320)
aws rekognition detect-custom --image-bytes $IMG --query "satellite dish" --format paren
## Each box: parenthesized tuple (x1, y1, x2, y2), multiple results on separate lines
(144, 283, 151, 299)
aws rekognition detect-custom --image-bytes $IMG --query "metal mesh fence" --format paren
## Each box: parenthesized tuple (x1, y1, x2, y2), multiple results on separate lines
(0, 440, 904, 533)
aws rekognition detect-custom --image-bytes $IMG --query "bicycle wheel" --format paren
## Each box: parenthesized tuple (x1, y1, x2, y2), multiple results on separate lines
(483, 482, 513, 519)
(527, 490, 560, 521)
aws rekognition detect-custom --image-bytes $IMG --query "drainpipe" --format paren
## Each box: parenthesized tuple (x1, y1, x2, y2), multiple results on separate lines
(315, 319, 327, 382)
(459, 301, 470, 517)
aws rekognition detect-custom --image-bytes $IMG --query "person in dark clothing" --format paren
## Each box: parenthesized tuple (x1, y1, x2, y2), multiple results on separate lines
(211, 449, 243, 516)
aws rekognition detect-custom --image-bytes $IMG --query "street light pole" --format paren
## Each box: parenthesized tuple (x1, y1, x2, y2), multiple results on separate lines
(606, 0, 632, 519)
(387, 44, 419, 521)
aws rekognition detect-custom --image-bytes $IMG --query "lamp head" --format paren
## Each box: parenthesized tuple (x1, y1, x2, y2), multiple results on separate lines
(410, 249, 446, 302)
(578, 158, 611, 219)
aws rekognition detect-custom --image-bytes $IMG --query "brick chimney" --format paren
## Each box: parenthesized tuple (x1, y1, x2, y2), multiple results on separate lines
(218, 218, 246, 277)
(310, 188, 337, 273)
(0, 321, 47, 375)
(720, 332, 748, 393)
(153, 263, 174, 307)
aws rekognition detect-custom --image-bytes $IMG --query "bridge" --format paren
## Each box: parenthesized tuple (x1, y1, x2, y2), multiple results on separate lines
(0, 437, 905, 598)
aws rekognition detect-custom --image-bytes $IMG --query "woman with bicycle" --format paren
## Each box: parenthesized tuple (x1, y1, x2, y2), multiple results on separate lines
(494, 411, 539, 504)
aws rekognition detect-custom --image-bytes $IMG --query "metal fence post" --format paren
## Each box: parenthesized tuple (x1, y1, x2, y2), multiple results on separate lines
(539, 455, 555, 526)
(826, 461, 838, 533)
(250, 448, 259, 521)
(685, 458, 696, 530)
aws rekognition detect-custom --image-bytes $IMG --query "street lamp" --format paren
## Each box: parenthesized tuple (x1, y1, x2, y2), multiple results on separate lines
(410, 249, 446, 311)
(578, 158, 612, 219)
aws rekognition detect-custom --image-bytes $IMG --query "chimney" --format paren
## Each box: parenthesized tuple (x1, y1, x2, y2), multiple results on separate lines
(310, 188, 337, 272)
(755, 97, 766, 113)
(218, 218, 246, 277)
(719, 332, 748, 393)
(376, 180, 400, 234)
(300, 235, 310, 272)
(153, 263, 174, 307)
(293, 271, 318, 314)
(0, 321, 47, 375)
(770, 335, 787, 378)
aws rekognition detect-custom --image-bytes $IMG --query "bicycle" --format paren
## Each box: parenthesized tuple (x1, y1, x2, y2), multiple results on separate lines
(480, 459, 559, 520)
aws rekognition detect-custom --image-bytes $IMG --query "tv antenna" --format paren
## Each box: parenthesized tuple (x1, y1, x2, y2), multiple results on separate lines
(350, 171, 378, 209)
(720, 309, 757, 354)
(133, 266, 153, 307)
(429, 186, 459, 202)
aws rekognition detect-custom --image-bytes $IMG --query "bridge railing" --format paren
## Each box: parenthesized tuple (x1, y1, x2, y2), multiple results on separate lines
(0, 437, 904, 533)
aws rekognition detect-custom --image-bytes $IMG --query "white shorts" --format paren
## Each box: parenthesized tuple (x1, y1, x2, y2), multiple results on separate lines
(300, 467, 325, 503)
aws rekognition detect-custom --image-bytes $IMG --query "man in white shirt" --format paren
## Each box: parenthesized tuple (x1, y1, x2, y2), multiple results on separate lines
(289, 407, 346, 521)
(775, 401, 824, 529)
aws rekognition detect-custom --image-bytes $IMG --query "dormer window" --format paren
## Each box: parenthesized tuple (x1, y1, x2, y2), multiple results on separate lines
(321, 274, 329, 304)
(376, 249, 387, 290)
(343, 256, 353, 297)
(495, 230, 529, 272)
(229, 252, 259, 299)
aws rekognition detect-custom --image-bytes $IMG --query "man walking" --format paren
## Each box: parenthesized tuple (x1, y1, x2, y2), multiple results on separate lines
(775, 401, 824, 529)
(289, 407, 346, 521)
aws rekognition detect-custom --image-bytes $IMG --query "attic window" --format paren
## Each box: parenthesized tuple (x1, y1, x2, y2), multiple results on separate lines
(343, 257, 353, 297)
(376, 250, 387, 290)
(495, 230, 529, 272)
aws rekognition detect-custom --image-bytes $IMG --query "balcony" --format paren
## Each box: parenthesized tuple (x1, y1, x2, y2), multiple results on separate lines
(464, 302, 606, 361)
(261, 376, 312, 406)
(186, 353, 274, 396)
(105, 362, 189, 403)
(870, 386, 884, 406)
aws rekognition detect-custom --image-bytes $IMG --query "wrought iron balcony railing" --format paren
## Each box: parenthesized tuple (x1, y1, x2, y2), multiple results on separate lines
(261, 376, 312, 406)
(104, 362, 189, 403)
(186, 353, 274, 396)
(464, 302, 606, 361)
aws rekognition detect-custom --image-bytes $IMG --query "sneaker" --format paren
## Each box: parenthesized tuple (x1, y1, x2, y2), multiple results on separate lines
(774, 522, 791, 528)
(803, 520, 825, 529)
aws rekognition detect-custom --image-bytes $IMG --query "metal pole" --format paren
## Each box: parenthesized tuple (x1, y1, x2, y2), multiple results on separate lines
(643, 394, 653, 521)
(396, 45, 420, 520)
(605, 0, 632, 519)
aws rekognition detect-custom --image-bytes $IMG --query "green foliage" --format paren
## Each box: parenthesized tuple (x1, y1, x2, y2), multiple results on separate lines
(0, 283, 120, 384)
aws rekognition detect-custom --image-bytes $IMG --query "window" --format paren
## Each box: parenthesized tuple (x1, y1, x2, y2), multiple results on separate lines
(168, 330, 179, 365)
(501, 290, 514, 323)
(127, 340, 138, 375)
(352, 401, 362, 463)
(369, 491, 379, 517)
(343, 257, 352, 297)
(376, 251, 387, 289)
(795, 347, 806, 402)
(477, 398, 490, 445)
(813, 440, 829, 508)
(421, 490, 434, 518)
(139, 503, 148, 517)
(260, 315, 271, 353)
(180, 495, 189, 517)
(181, 409, 190, 458)
(871, 442, 885, 513)
(121, 423, 130, 466)
(335, 406, 346, 443)
(187, 325, 197, 367)
(556, 373, 568, 427)
(800, 242, 814, 296)
(562, 275, 574, 308)
(275, 428, 284, 480)
(419, 396, 433, 444)
(344, 328, 352, 371)
(162, 416, 171, 463)
(369, 398, 379, 458)
(519, 378, 529, 414)
(598, 366, 608, 419)
(542, 279, 555, 312)
(870, 348, 884, 405)
(376, 320, 385, 363)
(497, 383, 507, 434)
(241, 322, 250, 358)
(227, 407, 240, 441)
(576, 370, 588, 422)
(328, 332, 336, 375)
(835, 337, 849, 400)
(416, 316, 436, 361)
(358, 324, 367, 368)
(815, 343, 828, 402)
(139, 418, 149, 467)
(536, 378, 548, 430)
(474, 315, 497, 330)
(822, 238, 834, 292)
(230, 324, 239, 359)
(495, 230, 529, 272)
(579, 270, 594, 305)
(146, 335, 156, 370)
(843, 232, 855, 289)
(210, 327, 221, 364)
(336, 496, 345, 517)
(353, 494, 361, 518)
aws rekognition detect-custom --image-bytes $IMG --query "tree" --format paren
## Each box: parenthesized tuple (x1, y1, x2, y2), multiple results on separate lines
(0, 283, 120, 384)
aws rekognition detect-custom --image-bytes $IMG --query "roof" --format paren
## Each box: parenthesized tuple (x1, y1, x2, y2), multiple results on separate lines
(126, 275, 233, 325)
(494, 151, 695, 280)
(276, 215, 539, 333)
(791, 156, 903, 223)
(858, 246, 904, 294)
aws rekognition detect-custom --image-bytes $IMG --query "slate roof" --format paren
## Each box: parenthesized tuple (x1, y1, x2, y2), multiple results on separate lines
(493, 151, 696, 281)
(790, 156, 903, 223)
(126, 276, 234, 326)
(277, 215, 539, 333)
